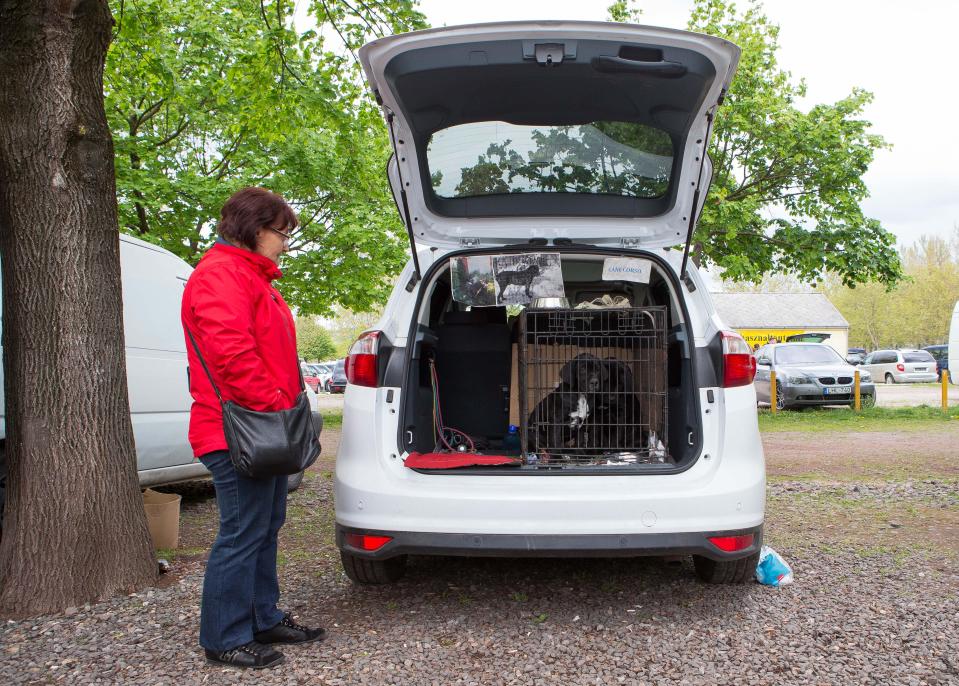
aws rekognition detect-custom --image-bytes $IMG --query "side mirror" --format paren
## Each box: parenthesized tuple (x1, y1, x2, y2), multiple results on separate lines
(757, 357, 771, 366)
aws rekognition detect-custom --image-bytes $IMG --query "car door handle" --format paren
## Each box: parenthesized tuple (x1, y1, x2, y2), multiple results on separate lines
(591, 55, 687, 78)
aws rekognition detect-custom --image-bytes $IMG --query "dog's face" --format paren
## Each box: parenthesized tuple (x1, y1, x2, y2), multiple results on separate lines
(560, 353, 608, 393)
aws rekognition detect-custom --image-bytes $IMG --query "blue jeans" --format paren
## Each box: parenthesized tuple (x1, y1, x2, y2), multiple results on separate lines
(198, 450, 288, 651)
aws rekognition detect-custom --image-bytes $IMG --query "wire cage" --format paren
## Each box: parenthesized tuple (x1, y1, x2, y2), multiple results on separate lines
(519, 307, 669, 466)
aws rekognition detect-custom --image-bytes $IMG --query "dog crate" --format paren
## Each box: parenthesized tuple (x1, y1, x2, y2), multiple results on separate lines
(518, 307, 669, 466)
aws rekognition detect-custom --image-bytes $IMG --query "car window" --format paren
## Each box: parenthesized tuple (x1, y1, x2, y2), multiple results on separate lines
(427, 121, 674, 199)
(903, 351, 935, 363)
(774, 345, 844, 365)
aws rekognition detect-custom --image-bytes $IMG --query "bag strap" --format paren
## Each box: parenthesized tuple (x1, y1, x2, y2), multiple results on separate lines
(186, 326, 306, 401)
(185, 328, 225, 403)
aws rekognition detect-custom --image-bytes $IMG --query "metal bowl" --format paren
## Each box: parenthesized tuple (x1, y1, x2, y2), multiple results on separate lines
(531, 297, 571, 309)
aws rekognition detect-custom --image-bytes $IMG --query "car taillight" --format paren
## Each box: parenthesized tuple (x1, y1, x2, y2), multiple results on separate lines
(721, 331, 757, 388)
(345, 331, 380, 388)
(708, 534, 754, 552)
(345, 533, 392, 551)
(896, 363, 905, 372)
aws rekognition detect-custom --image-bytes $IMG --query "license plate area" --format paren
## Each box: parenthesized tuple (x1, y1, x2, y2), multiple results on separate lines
(824, 386, 851, 395)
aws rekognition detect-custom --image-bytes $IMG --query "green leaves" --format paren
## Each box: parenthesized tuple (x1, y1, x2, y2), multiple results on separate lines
(684, 0, 902, 287)
(105, 0, 425, 315)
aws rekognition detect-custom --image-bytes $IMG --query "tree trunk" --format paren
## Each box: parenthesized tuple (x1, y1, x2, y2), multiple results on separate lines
(0, 0, 156, 616)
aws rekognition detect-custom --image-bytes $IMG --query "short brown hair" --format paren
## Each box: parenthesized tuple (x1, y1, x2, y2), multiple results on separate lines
(217, 187, 298, 250)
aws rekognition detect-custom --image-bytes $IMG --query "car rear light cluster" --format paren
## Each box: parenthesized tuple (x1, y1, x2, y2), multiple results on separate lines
(345, 533, 392, 551)
(345, 331, 380, 388)
(720, 331, 757, 388)
(896, 363, 905, 372)
(708, 534, 754, 552)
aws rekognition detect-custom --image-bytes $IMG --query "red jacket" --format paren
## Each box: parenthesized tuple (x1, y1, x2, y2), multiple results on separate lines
(181, 243, 300, 458)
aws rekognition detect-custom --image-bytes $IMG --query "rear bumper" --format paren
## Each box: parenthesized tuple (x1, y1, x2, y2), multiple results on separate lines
(336, 523, 763, 561)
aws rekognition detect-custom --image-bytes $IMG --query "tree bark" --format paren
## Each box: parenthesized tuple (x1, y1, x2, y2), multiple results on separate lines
(0, 0, 156, 616)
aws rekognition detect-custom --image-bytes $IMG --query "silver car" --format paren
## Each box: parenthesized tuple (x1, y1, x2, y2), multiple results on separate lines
(861, 349, 938, 384)
(754, 343, 875, 410)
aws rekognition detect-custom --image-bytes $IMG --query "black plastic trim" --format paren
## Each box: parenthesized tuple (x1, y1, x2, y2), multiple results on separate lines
(337, 523, 763, 561)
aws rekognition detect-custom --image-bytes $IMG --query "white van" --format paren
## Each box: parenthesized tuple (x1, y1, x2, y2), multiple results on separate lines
(334, 22, 765, 585)
(949, 300, 959, 384)
(0, 235, 318, 528)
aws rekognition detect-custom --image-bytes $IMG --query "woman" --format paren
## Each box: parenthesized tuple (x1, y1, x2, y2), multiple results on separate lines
(181, 187, 325, 670)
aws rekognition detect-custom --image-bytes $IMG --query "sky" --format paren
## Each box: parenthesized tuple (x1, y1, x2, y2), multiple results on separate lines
(412, 0, 959, 249)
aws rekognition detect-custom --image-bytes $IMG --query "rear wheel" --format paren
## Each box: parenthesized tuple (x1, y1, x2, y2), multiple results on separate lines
(885, 373, 895, 384)
(340, 551, 407, 584)
(693, 552, 759, 584)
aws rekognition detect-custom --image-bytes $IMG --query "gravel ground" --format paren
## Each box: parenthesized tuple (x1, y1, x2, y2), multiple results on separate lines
(2, 427, 958, 685)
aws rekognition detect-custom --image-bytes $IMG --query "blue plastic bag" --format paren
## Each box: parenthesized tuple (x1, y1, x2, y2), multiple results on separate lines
(755, 545, 793, 587)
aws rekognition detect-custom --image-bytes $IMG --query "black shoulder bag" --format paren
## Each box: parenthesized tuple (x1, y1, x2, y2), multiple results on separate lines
(187, 330, 320, 479)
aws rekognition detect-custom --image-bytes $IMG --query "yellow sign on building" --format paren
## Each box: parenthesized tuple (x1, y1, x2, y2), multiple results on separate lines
(738, 329, 804, 350)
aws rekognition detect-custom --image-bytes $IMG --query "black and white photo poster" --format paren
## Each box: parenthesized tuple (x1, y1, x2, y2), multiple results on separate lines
(450, 253, 565, 306)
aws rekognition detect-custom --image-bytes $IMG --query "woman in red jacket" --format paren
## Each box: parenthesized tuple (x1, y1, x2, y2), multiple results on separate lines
(182, 187, 325, 670)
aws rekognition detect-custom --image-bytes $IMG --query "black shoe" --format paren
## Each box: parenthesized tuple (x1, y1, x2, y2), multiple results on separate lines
(204, 641, 285, 669)
(254, 614, 327, 645)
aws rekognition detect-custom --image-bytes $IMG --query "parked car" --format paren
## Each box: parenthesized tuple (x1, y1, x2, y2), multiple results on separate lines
(328, 359, 347, 393)
(302, 362, 323, 392)
(334, 22, 764, 586)
(754, 343, 874, 410)
(311, 363, 334, 392)
(0, 235, 318, 534)
(923, 345, 949, 382)
(846, 347, 867, 365)
(785, 332, 831, 344)
(860, 349, 938, 384)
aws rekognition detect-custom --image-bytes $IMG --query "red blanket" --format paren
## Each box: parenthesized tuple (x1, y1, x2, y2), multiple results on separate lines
(404, 452, 521, 469)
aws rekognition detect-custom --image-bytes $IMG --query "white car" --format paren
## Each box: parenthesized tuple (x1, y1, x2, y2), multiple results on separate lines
(334, 21, 764, 585)
(860, 349, 939, 384)
(0, 235, 317, 531)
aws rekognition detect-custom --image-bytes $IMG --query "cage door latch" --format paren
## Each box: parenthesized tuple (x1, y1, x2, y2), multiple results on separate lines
(460, 237, 481, 247)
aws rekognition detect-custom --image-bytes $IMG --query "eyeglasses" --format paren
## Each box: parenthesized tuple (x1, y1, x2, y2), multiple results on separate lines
(265, 226, 294, 241)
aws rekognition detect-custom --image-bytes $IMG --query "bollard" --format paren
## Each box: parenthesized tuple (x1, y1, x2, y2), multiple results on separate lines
(854, 370, 861, 412)
(943, 370, 949, 411)
(770, 370, 777, 414)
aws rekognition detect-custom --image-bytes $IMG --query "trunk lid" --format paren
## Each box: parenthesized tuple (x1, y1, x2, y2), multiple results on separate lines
(360, 21, 739, 250)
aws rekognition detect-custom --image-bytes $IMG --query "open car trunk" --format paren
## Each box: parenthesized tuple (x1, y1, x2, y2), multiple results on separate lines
(399, 249, 702, 473)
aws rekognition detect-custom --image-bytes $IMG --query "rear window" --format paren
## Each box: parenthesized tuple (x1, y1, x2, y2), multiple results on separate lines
(427, 121, 673, 199)
(903, 351, 935, 363)
(775, 345, 844, 365)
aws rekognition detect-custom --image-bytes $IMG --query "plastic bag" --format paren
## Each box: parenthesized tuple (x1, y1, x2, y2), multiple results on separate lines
(755, 545, 793, 587)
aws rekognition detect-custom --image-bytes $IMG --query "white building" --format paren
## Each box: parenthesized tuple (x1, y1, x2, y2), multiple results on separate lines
(711, 293, 850, 355)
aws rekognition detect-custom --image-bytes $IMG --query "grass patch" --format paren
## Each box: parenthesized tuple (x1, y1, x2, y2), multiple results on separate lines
(321, 409, 343, 429)
(758, 405, 959, 433)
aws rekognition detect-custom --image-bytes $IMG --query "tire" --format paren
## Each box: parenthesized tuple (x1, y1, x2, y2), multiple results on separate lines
(859, 394, 876, 409)
(286, 470, 305, 492)
(340, 551, 407, 584)
(775, 382, 787, 411)
(885, 373, 895, 384)
(693, 551, 760, 584)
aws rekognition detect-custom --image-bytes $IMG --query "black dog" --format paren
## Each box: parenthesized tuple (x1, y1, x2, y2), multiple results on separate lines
(527, 354, 608, 455)
(495, 263, 541, 298)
